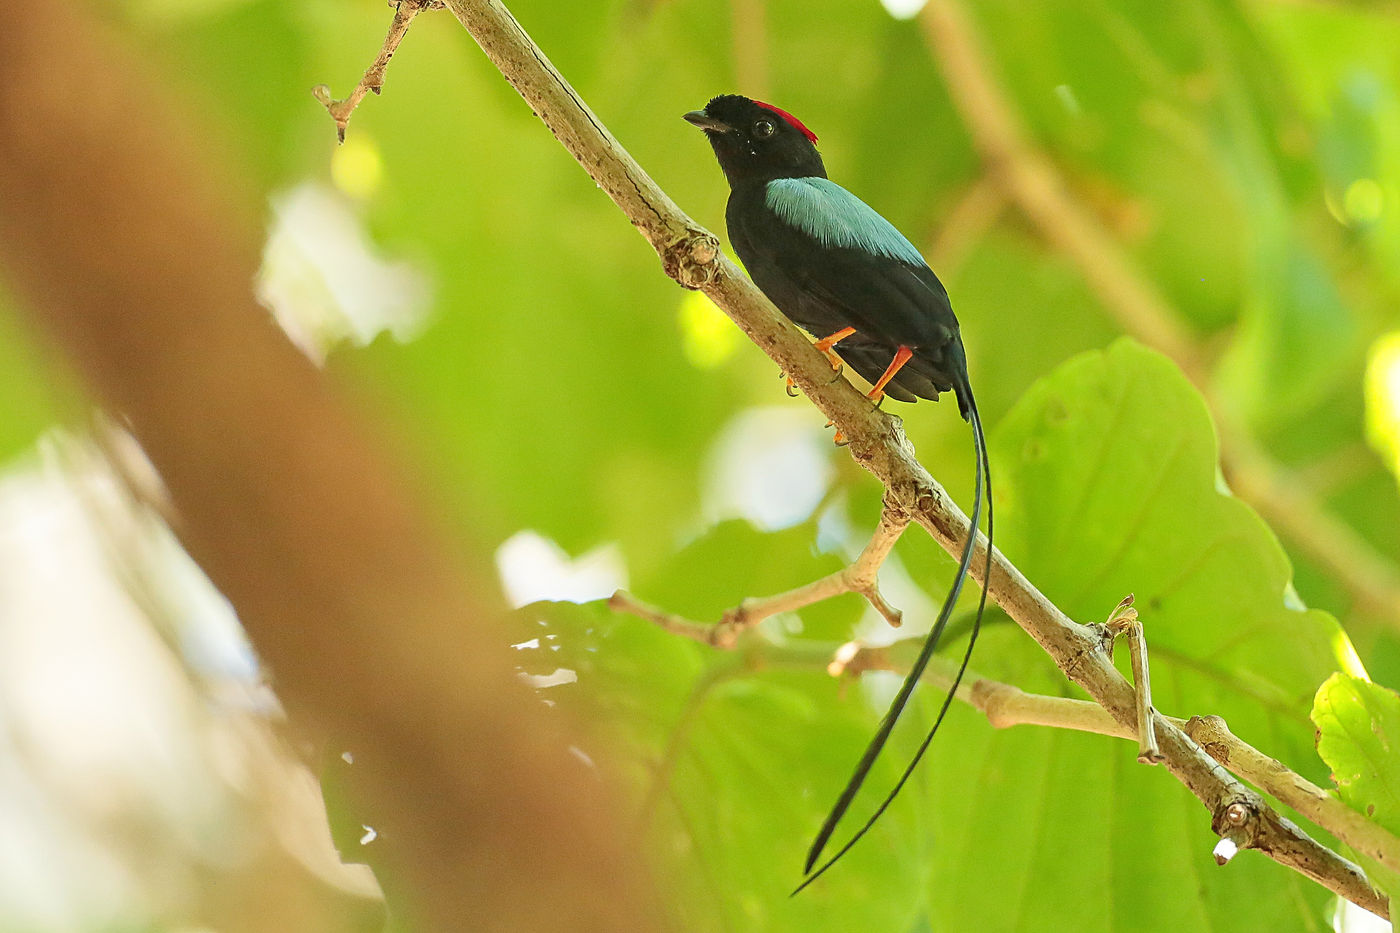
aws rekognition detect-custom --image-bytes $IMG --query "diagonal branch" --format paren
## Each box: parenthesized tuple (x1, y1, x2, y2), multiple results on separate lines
(402, 0, 1391, 917)
(919, 0, 1400, 632)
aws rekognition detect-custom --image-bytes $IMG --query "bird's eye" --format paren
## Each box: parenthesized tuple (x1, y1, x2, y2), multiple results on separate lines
(753, 119, 775, 139)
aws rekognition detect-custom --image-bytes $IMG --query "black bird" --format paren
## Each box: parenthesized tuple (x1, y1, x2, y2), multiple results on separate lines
(685, 94, 993, 891)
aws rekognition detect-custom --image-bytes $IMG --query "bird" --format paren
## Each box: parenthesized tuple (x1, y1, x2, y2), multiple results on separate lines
(685, 94, 993, 892)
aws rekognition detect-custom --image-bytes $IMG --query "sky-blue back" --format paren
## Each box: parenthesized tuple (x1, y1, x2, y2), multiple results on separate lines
(764, 177, 927, 267)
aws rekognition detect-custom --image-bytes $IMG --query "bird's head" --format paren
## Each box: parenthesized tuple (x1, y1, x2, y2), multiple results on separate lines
(684, 94, 826, 187)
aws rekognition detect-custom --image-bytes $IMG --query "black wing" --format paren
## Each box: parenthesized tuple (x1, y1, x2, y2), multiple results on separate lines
(726, 185, 965, 406)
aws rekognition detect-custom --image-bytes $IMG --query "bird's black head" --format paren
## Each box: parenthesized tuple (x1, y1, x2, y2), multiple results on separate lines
(684, 94, 826, 188)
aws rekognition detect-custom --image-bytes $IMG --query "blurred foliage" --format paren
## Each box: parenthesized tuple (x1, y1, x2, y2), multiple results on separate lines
(6, 0, 1400, 929)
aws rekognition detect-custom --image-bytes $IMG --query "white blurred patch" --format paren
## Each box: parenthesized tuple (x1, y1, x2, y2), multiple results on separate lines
(1211, 837, 1237, 864)
(518, 668, 579, 689)
(494, 530, 627, 608)
(702, 406, 834, 531)
(1334, 897, 1391, 933)
(879, 0, 927, 19)
(256, 182, 431, 363)
(0, 431, 378, 929)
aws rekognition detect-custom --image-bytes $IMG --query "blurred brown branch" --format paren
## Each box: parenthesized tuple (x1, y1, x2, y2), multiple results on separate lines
(920, 0, 1400, 632)
(0, 3, 664, 931)
(435, 0, 1388, 916)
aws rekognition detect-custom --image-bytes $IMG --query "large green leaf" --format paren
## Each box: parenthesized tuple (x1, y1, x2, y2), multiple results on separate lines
(992, 340, 1348, 747)
(530, 340, 1357, 931)
(520, 599, 934, 933)
(911, 338, 1350, 930)
(1313, 673, 1400, 900)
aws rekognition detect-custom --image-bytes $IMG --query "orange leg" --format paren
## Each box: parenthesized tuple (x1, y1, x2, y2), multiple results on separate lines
(832, 346, 911, 445)
(786, 326, 857, 396)
(813, 326, 856, 370)
(867, 346, 913, 402)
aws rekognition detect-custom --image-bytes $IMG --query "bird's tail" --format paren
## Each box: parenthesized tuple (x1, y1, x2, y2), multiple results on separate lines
(793, 377, 993, 895)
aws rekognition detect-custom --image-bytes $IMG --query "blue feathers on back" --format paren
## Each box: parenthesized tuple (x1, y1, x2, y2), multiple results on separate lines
(764, 177, 927, 267)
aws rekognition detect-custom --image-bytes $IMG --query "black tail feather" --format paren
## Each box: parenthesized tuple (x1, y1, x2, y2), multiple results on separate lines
(795, 386, 993, 893)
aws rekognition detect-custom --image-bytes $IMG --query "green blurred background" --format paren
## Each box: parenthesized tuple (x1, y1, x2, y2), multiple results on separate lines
(4, 0, 1400, 929)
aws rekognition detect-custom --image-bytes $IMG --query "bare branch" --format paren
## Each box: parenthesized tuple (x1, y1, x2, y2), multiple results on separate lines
(609, 505, 909, 648)
(1184, 715, 1400, 883)
(439, 0, 1388, 916)
(313, 0, 443, 143)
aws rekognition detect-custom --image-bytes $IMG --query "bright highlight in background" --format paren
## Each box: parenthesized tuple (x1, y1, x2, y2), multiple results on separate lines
(1343, 178, 1385, 225)
(1364, 332, 1400, 486)
(878, 0, 928, 20)
(330, 133, 384, 200)
(702, 407, 834, 531)
(1327, 178, 1388, 228)
(495, 531, 627, 608)
(256, 183, 430, 363)
(677, 290, 741, 369)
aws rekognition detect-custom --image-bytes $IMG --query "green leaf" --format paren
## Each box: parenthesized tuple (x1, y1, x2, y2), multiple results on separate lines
(520, 599, 933, 933)
(630, 518, 860, 641)
(531, 341, 1354, 932)
(929, 337, 1352, 929)
(992, 340, 1348, 751)
(1312, 673, 1400, 898)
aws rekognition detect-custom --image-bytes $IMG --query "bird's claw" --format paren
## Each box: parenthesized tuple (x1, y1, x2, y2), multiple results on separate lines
(822, 419, 850, 446)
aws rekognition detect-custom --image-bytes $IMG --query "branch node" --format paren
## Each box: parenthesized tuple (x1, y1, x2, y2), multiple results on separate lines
(827, 640, 890, 679)
(1211, 793, 1262, 845)
(1183, 715, 1233, 765)
(665, 229, 722, 289)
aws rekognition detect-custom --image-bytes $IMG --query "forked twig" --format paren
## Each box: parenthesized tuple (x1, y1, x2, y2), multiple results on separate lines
(313, 0, 444, 142)
(610, 505, 910, 648)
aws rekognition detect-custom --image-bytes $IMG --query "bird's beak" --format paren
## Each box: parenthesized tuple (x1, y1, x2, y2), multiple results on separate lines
(684, 110, 733, 134)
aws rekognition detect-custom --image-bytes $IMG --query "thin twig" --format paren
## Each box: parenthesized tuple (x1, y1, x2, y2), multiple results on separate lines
(840, 502, 910, 627)
(314, 0, 444, 143)
(919, 0, 1400, 632)
(609, 506, 909, 647)
(439, 0, 1388, 916)
(1105, 595, 1163, 764)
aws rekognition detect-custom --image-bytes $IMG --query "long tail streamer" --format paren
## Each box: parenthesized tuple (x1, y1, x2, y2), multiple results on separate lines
(794, 390, 993, 894)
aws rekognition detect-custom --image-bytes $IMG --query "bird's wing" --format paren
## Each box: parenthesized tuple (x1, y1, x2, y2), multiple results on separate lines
(734, 178, 959, 356)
